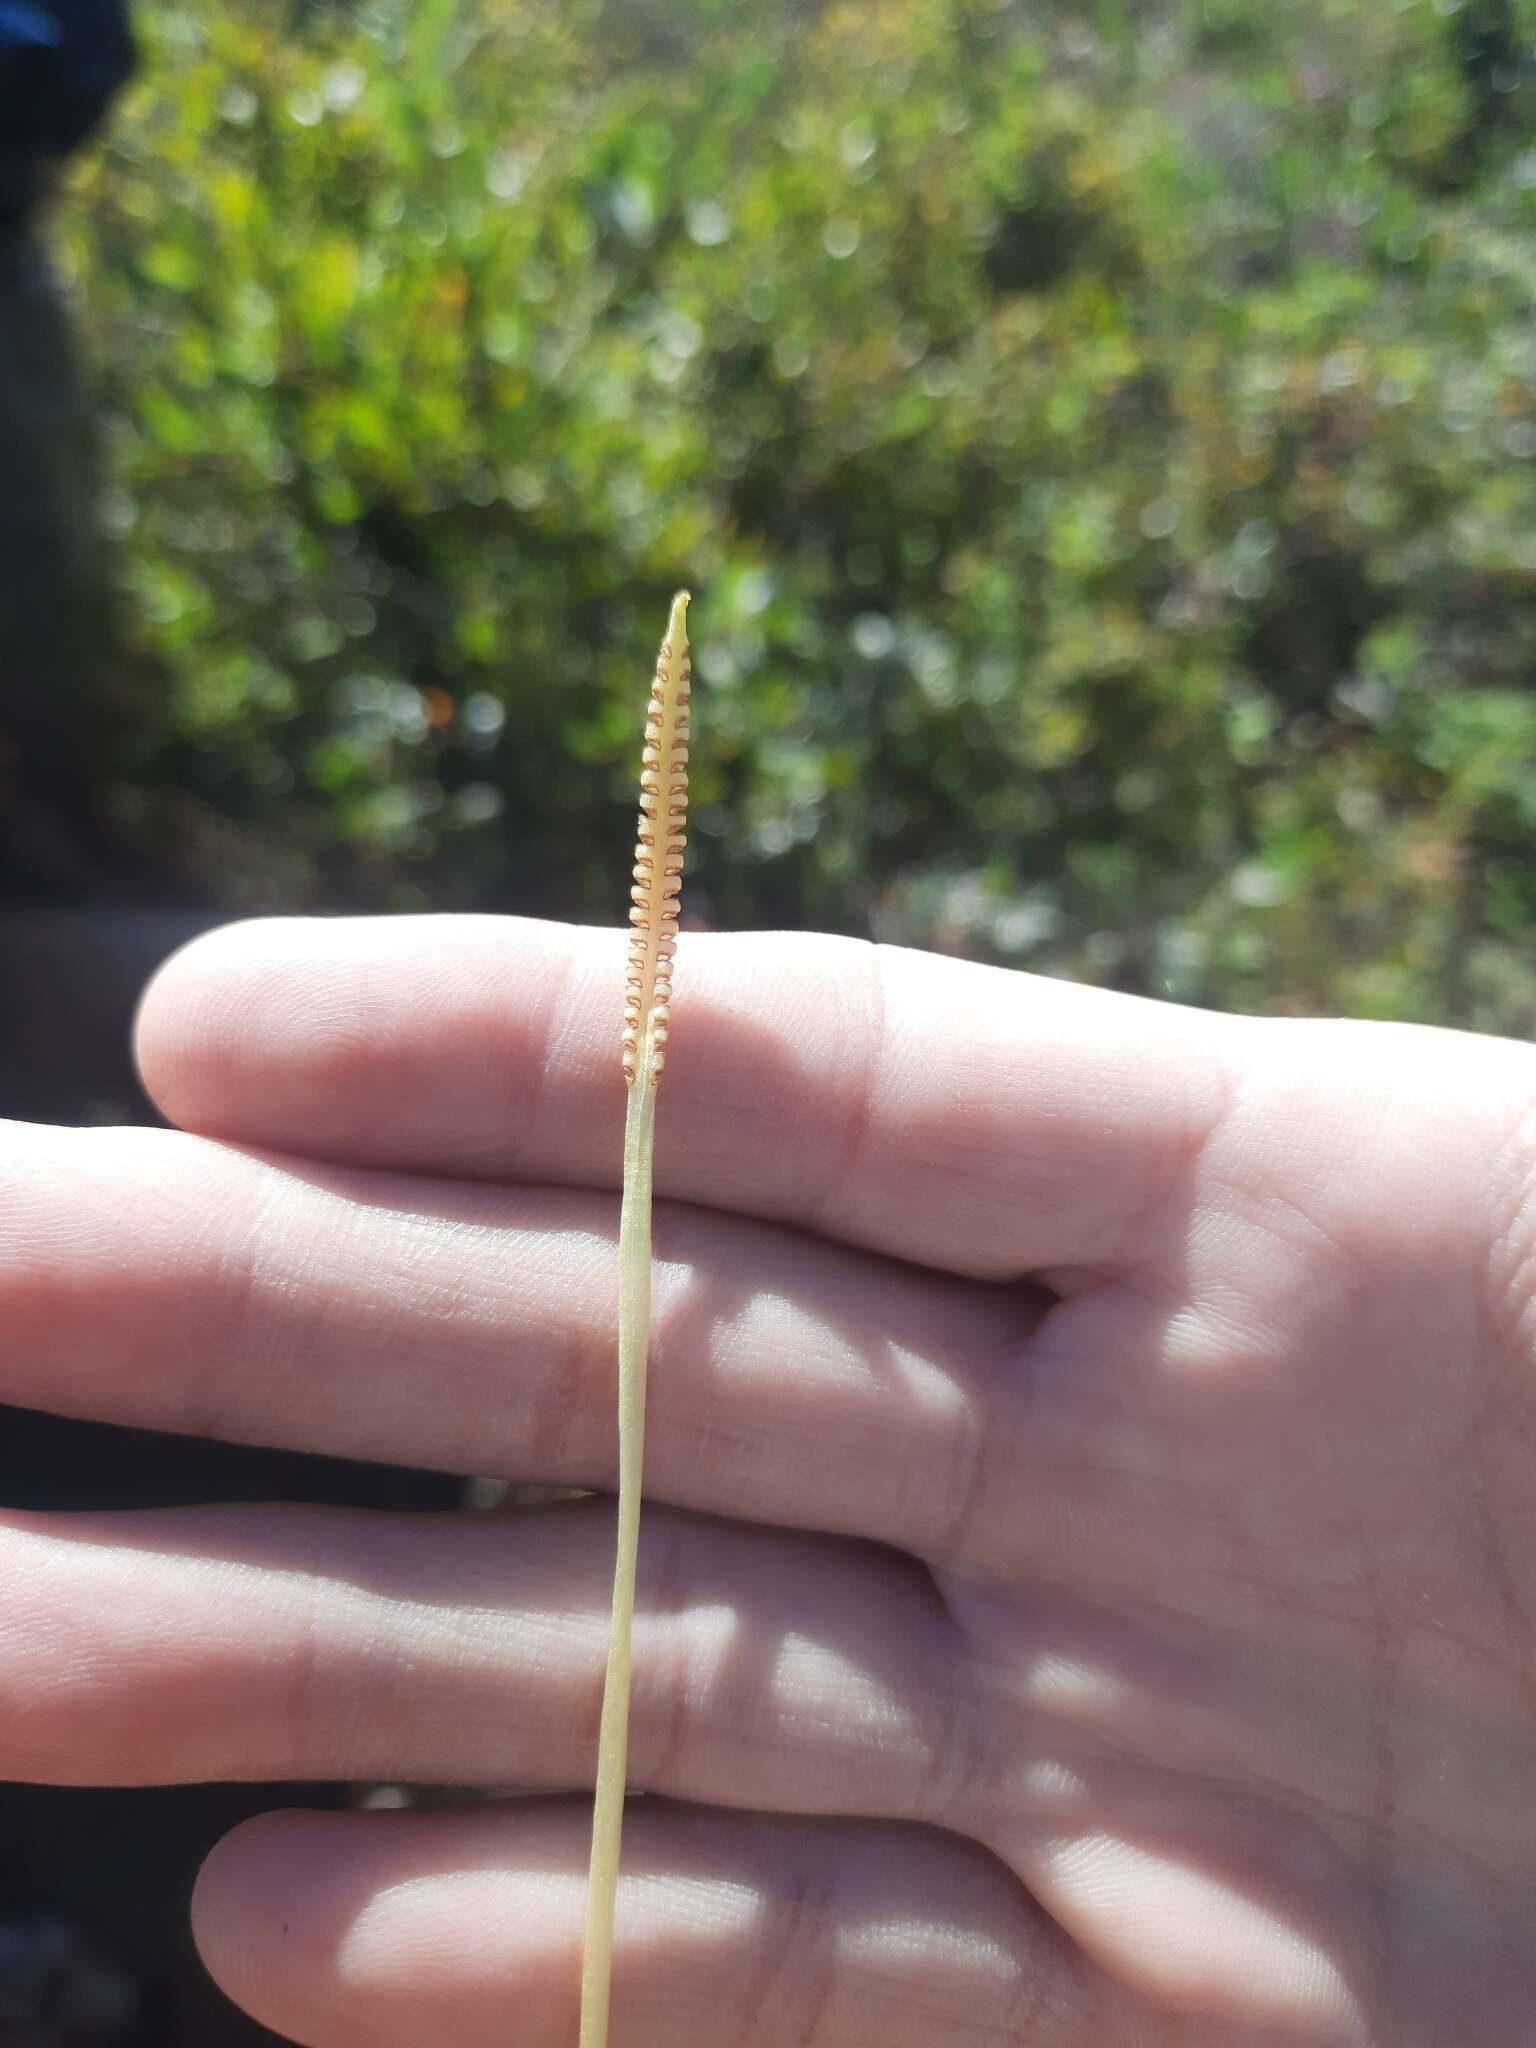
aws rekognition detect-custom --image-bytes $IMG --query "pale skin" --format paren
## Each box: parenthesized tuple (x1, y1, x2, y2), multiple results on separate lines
(4, 915, 1536, 2046)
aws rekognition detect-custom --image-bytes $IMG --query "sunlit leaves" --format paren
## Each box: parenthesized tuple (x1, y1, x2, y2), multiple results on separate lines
(54, 0, 1536, 1026)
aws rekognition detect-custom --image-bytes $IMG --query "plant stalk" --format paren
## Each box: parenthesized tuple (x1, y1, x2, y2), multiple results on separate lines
(578, 1053, 656, 2048)
(578, 590, 690, 2048)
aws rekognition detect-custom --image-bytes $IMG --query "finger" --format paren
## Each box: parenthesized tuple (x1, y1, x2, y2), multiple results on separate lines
(193, 1799, 1117, 2048)
(136, 915, 1230, 1280)
(0, 1499, 982, 1833)
(0, 1120, 1038, 1562)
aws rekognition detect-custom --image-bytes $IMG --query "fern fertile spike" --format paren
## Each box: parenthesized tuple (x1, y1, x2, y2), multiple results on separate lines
(622, 590, 691, 1087)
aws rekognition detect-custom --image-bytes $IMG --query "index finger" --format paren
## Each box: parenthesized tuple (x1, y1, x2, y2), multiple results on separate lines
(136, 915, 1227, 1281)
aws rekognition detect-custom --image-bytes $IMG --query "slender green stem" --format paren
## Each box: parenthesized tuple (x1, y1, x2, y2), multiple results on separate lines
(578, 1043, 658, 2048)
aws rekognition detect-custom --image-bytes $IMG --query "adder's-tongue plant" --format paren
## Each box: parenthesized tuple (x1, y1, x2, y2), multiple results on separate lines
(579, 590, 692, 2048)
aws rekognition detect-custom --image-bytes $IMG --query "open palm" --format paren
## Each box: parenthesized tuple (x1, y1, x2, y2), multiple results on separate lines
(4, 915, 1535, 2045)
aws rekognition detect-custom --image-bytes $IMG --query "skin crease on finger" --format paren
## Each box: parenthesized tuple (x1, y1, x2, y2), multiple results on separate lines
(7, 915, 1536, 2044)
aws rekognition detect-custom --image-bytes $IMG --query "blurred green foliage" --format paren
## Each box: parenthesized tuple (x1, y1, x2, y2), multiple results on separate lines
(61, 0, 1536, 1026)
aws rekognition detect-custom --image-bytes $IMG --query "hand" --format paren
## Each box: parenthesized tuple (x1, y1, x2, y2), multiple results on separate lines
(3, 915, 1534, 2045)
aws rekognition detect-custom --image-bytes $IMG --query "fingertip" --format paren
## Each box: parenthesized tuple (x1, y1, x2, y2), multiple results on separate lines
(134, 915, 451, 1146)
(192, 1808, 336, 2033)
(133, 917, 303, 1130)
(133, 913, 604, 1165)
(193, 1804, 582, 2048)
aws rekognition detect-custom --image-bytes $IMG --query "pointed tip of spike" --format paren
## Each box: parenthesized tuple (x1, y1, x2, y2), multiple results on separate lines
(669, 589, 691, 640)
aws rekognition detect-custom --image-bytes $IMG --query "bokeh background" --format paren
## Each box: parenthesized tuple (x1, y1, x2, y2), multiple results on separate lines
(3, 0, 1536, 2042)
(19, 0, 1536, 1019)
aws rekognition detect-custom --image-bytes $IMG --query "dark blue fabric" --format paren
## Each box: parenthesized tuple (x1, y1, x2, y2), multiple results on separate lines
(0, 0, 135, 157)
(0, 4, 64, 52)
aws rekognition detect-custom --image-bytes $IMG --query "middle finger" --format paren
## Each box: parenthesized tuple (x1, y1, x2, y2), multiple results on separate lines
(0, 1120, 1042, 1564)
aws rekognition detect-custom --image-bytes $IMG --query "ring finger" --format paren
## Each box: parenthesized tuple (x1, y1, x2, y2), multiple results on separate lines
(0, 1498, 990, 1834)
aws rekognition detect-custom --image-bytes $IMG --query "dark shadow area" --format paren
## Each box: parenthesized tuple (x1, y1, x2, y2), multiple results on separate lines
(0, 933, 459, 2036)
(1, 24, 461, 2032)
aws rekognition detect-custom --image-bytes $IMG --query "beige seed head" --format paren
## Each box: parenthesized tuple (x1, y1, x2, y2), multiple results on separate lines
(622, 591, 691, 1088)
